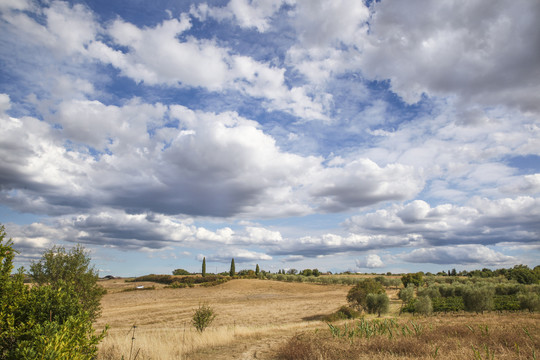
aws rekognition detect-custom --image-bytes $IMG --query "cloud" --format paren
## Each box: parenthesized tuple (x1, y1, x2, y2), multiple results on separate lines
(88, 15, 329, 120)
(202, 248, 272, 263)
(345, 196, 540, 246)
(191, 0, 290, 32)
(310, 159, 424, 212)
(356, 254, 384, 269)
(359, 1, 540, 112)
(401, 245, 516, 266)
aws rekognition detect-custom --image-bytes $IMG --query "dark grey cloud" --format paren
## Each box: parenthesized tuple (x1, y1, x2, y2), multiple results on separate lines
(401, 245, 516, 266)
(345, 197, 540, 246)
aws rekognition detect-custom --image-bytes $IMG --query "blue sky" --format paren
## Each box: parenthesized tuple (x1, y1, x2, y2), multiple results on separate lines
(0, 0, 539, 276)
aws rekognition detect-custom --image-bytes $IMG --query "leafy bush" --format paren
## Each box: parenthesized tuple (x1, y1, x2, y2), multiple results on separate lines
(0, 225, 106, 359)
(401, 272, 424, 287)
(414, 296, 433, 316)
(347, 279, 385, 312)
(398, 284, 415, 311)
(366, 293, 389, 317)
(463, 286, 495, 313)
(192, 303, 216, 333)
(417, 285, 441, 299)
(493, 294, 520, 311)
(518, 292, 540, 312)
(172, 268, 191, 276)
(431, 296, 464, 312)
(29, 244, 106, 321)
(323, 306, 361, 322)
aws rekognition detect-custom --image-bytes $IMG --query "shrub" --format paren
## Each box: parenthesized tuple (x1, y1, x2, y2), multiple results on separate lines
(192, 303, 216, 333)
(29, 244, 106, 321)
(431, 296, 464, 312)
(401, 272, 424, 287)
(347, 279, 385, 312)
(323, 306, 361, 322)
(398, 284, 415, 309)
(418, 285, 441, 299)
(0, 225, 106, 359)
(366, 293, 389, 317)
(463, 286, 495, 313)
(414, 296, 433, 315)
(493, 294, 520, 311)
(518, 292, 540, 312)
(172, 268, 191, 276)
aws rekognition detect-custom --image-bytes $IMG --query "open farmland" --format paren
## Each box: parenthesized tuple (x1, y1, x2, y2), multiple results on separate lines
(96, 278, 539, 359)
(96, 278, 350, 359)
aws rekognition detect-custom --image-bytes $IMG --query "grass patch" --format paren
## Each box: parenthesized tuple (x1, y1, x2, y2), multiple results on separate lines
(277, 314, 540, 359)
(322, 306, 361, 322)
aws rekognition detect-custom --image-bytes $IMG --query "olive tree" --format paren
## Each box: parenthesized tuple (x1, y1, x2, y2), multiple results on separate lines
(366, 293, 389, 317)
(347, 279, 385, 311)
(463, 286, 495, 314)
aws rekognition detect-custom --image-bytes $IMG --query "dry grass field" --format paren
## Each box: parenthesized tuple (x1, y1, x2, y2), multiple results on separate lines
(95, 278, 350, 359)
(95, 278, 539, 359)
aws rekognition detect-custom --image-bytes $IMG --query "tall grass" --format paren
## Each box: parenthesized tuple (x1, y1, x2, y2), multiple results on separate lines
(278, 314, 540, 360)
(98, 322, 314, 359)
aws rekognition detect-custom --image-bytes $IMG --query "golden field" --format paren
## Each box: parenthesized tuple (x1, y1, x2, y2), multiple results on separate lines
(95, 278, 539, 359)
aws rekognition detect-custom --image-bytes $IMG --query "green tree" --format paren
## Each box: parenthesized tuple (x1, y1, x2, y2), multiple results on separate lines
(414, 296, 433, 315)
(366, 293, 389, 317)
(415, 295, 433, 315)
(508, 265, 538, 284)
(255, 264, 260, 275)
(0, 225, 106, 359)
(229, 258, 235, 277)
(346, 279, 385, 311)
(202, 257, 206, 277)
(398, 284, 415, 310)
(463, 286, 495, 313)
(301, 269, 313, 276)
(401, 272, 424, 287)
(29, 244, 105, 321)
(312, 268, 320, 277)
(518, 292, 540, 312)
(172, 268, 190, 276)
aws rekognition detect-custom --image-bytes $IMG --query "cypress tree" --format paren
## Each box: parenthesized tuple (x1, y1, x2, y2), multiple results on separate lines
(230, 258, 235, 277)
(255, 264, 260, 275)
(202, 257, 206, 277)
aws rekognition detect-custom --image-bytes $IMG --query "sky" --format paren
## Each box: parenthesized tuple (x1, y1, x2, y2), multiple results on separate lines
(0, 0, 539, 277)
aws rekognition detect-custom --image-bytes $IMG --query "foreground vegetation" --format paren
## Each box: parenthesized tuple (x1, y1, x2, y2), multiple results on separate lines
(0, 226, 106, 359)
(278, 314, 539, 359)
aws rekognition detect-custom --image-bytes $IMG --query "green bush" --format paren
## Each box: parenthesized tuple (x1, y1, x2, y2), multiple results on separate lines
(366, 293, 389, 317)
(463, 286, 495, 313)
(0, 225, 106, 359)
(172, 268, 191, 276)
(418, 285, 441, 299)
(323, 306, 361, 322)
(493, 294, 520, 311)
(431, 296, 464, 312)
(398, 284, 415, 309)
(401, 272, 424, 287)
(192, 303, 216, 333)
(518, 292, 540, 312)
(29, 244, 106, 321)
(414, 296, 433, 315)
(347, 279, 385, 312)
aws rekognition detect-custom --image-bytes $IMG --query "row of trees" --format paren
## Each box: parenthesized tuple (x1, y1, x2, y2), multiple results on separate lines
(176, 258, 263, 278)
(399, 280, 540, 315)
(434, 265, 540, 284)
(0, 225, 106, 359)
